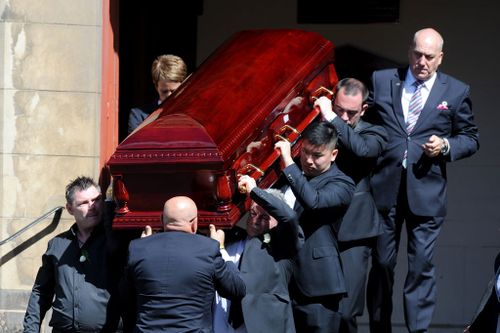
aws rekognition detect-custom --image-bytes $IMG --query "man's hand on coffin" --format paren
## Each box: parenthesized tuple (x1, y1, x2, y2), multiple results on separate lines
(209, 224, 226, 249)
(238, 175, 257, 195)
(314, 96, 336, 122)
(275, 140, 294, 167)
(140, 225, 153, 238)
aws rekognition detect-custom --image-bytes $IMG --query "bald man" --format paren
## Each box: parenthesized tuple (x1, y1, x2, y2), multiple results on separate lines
(121, 196, 246, 333)
(367, 28, 479, 333)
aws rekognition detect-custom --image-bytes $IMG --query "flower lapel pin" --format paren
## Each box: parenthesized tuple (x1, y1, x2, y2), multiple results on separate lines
(437, 101, 449, 110)
(80, 249, 91, 263)
(263, 233, 271, 244)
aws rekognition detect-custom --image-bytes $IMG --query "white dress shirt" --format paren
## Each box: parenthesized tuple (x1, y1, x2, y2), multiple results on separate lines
(401, 69, 437, 122)
(213, 239, 247, 333)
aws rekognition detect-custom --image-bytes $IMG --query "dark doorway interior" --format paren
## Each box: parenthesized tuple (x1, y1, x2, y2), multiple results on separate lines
(118, 1, 203, 141)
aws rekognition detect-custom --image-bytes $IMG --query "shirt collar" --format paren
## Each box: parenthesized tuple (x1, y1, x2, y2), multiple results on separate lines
(405, 68, 437, 90)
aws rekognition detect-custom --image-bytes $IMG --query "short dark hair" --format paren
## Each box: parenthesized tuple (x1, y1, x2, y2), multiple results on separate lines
(302, 121, 338, 150)
(336, 77, 369, 103)
(65, 176, 100, 204)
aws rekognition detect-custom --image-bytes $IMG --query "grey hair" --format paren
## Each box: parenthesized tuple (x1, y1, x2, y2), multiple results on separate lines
(264, 188, 285, 201)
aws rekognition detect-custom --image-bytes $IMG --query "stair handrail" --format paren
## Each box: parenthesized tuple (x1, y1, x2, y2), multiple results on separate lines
(0, 206, 64, 246)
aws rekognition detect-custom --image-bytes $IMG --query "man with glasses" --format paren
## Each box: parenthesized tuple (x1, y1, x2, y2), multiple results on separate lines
(367, 28, 479, 333)
(315, 78, 388, 333)
(120, 196, 246, 332)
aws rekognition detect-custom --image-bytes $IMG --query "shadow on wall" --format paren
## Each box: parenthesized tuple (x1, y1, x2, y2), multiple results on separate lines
(334, 44, 405, 88)
(0, 207, 63, 267)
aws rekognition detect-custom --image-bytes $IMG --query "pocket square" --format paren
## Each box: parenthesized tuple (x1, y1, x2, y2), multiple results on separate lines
(437, 101, 449, 110)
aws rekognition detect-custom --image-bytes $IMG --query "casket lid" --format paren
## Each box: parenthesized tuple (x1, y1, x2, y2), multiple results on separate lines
(115, 29, 334, 168)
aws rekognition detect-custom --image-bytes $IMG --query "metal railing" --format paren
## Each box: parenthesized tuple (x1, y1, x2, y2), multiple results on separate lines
(0, 206, 64, 247)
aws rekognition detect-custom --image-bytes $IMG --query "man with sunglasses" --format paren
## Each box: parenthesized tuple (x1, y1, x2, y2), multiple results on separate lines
(120, 196, 246, 332)
(315, 78, 388, 333)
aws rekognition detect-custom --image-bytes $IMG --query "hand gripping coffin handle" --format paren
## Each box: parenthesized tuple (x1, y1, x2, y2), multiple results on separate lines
(236, 164, 265, 193)
(310, 86, 335, 101)
(274, 124, 300, 143)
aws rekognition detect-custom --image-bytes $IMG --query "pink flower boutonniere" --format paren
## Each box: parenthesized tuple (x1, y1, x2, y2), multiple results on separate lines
(437, 101, 449, 110)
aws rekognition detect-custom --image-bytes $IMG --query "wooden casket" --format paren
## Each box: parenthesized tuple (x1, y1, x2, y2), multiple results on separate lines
(107, 29, 338, 230)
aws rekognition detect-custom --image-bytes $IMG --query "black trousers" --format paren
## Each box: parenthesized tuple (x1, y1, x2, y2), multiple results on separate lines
(338, 238, 374, 333)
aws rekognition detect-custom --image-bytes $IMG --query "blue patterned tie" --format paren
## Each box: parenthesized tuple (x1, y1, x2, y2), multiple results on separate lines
(406, 80, 424, 133)
(403, 80, 424, 168)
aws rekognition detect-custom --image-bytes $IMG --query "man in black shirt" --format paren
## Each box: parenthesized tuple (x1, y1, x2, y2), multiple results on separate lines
(23, 176, 120, 332)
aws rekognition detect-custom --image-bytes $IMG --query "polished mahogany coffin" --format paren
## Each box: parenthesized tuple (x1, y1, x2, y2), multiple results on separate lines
(107, 29, 338, 230)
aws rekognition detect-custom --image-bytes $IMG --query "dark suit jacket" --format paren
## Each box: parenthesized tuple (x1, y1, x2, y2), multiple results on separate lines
(236, 187, 303, 333)
(333, 117, 388, 241)
(369, 68, 479, 216)
(283, 162, 355, 297)
(468, 253, 500, 332)
(122, 231, 245, 333)
(127, 100, 161, 134)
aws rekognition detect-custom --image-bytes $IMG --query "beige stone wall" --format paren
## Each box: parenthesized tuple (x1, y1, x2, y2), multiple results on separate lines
(0, 0, 102, 330)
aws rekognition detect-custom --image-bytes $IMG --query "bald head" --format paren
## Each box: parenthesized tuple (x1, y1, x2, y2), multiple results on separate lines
(408, 28, 444, 81)
(412, 28, 444, 51)
(162, 196, 198, 233)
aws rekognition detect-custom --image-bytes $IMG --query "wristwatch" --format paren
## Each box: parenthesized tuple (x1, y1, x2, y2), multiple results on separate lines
(440, 138, 449, 154)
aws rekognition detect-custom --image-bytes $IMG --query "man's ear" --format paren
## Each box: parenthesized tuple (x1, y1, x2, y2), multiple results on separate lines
(66, 202, 74, 216)
(190, 218, 198, 234)
(330, 148, 339, 162)
(360, 103, 368, 117)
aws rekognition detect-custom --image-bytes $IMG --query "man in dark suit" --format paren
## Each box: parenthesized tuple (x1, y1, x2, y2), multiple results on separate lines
(465, 252, 500, 333)
(121, 196, 246, 333)
(315, 77, 388, 333)
(366, 28, 480, 333)
(210, 175, 303, 333)
(275, 121, 356, 333)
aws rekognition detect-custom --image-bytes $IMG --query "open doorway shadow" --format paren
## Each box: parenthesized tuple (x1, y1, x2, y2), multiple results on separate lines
(117, 1, 203, 141)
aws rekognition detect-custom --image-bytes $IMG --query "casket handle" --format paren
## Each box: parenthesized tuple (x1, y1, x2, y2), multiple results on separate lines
(237, 163, 265, 178)
(236, 164, 265, 193)
(275, 124, 300, 143)
(278, 124, 299, 135)
(311, 86, 334, 101)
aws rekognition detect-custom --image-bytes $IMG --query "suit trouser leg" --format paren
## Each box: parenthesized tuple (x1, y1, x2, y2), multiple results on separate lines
(367, 205, 402, 333)
(292, 289, 342, 333)
(339, 240, 372, 333)
(367, 176, 444, 333)
(403, 213, 443, 333)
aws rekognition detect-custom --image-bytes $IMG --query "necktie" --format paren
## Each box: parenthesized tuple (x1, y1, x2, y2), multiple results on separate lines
(406, 80, 424, 133)
(402, 80, 424, 168)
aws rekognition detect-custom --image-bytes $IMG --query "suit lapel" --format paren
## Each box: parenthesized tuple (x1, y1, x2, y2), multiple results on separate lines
(412, 72, 448, 133)
(391, 69, 406, 132)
